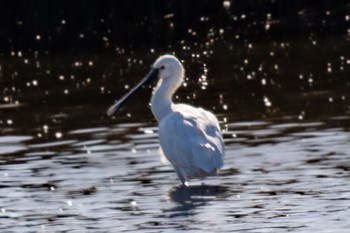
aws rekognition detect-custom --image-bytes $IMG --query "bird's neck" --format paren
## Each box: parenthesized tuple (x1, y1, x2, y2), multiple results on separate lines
(151, 75, 181, 122)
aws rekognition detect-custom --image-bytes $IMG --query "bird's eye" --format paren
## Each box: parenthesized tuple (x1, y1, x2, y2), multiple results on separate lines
(159, 66, 165, 70)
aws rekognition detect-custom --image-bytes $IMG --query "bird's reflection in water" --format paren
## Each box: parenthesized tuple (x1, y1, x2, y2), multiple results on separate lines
(165, 184, 231, 217)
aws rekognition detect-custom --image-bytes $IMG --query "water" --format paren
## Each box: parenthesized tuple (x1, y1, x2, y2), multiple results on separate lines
(1, 119, 350, 232)
(1, 2, 350, 232)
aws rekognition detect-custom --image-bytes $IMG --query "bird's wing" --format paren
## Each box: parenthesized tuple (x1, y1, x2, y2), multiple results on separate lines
(158, 107, 224, 173)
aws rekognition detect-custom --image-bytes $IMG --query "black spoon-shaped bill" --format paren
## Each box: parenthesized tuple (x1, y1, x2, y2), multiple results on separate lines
(107, 68, 159, 116)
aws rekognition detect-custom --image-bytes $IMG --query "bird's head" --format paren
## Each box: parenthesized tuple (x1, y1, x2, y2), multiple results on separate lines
(152, 55, 184, 81)
(106, 54, 184, 116)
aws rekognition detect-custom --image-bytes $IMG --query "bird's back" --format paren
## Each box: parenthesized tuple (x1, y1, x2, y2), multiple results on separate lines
(158, 104, 224, 182)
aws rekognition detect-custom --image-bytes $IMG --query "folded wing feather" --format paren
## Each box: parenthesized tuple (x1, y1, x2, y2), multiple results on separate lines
(158, 104, 224, 177)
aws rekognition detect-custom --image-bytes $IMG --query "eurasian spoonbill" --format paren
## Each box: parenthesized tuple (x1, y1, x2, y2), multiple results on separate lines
(107, 55, 225, 186)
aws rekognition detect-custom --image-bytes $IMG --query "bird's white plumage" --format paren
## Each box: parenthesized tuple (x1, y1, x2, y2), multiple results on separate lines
(158, 104, 224, 184)
(107, 54, 225, 186)
(150, 55, 225, 185)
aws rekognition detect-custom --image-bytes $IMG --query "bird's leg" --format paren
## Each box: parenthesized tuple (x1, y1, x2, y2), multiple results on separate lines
(175, 168, 189, 187)
(179, 174, 189, 187)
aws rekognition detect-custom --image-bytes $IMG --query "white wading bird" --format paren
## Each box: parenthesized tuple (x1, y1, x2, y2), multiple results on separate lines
(107, 55, 224, 186)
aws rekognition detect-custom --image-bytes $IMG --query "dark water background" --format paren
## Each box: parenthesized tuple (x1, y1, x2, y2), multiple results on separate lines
(1, 1, 350, 232)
